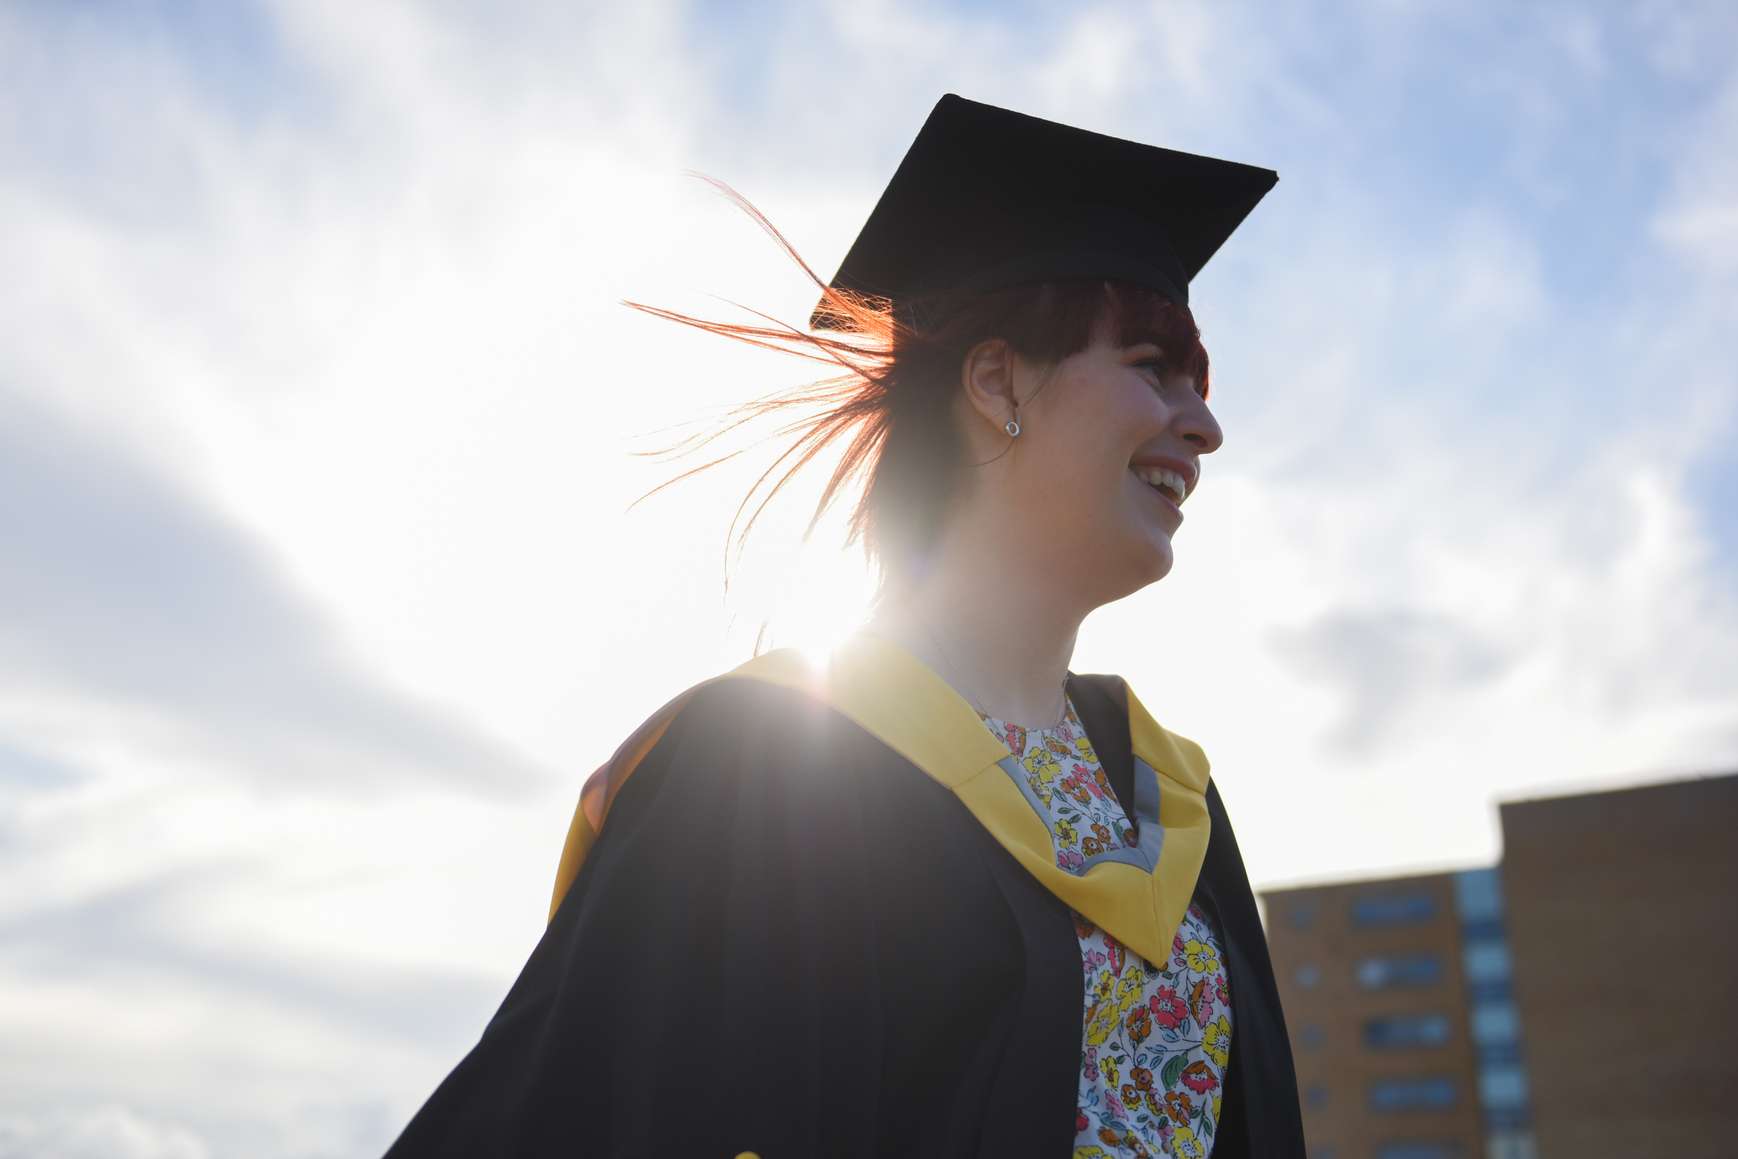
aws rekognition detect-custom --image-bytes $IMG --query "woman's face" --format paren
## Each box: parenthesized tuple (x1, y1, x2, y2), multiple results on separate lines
(962, 314, 1224, 609)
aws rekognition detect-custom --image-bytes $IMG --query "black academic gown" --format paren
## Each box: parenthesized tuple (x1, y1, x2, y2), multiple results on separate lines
(384, 672, 1305, 1158)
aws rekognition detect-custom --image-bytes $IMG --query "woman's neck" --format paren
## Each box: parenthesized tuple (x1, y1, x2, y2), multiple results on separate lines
(867, 524, 1085, 729)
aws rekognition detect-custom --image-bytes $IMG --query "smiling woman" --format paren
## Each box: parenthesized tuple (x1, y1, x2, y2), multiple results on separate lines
(383, 93, 1304, 1159)
(620, 191, 1217, 612)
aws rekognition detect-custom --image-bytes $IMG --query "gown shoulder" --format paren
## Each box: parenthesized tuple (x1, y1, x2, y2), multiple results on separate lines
(384, 675, 906, 1158)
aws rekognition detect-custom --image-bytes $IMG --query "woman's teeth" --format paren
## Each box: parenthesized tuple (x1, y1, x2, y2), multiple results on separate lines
(1131, 465, 1186, 505)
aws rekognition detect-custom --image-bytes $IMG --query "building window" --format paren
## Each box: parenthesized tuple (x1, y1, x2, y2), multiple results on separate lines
(1462, 939, 1512, 983)
(1459, 915, 1505, 942)
(1469, 1001, 1520, 1046)
(1368, 1077, 1458, 1111)
(1351, 891, 1438, 927)
(1296, 962, 1322, 988)
(1453, 868, 1504, 923)
(1375, 1143, 1464, 1159)
(1465, 977, 1513, 1004)
(1485, 1131, 1538, 1159)
(1476, 1041, 1524, 1066)
(1364, 1013, 1451, 1048)
(1479, 1063, 1530, 1109)
(1356, 953, 1443, 989)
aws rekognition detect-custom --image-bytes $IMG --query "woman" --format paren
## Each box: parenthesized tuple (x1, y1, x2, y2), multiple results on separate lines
(385, 94, 1305, 1158)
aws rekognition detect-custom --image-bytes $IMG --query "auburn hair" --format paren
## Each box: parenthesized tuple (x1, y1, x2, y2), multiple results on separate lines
(625, 176, 1211, 595)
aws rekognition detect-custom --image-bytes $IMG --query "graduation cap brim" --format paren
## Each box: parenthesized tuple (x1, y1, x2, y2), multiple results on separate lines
(811, 94, 1277, 331)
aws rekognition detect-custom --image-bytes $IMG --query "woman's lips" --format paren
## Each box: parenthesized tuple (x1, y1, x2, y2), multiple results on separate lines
(1130, 469, 1184, 521)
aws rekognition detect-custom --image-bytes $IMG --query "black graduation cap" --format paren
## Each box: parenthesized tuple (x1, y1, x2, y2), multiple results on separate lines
(811, 93, 1277, 330)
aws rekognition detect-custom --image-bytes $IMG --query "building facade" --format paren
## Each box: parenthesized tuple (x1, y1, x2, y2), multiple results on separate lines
(1499, 775, 1738, 1157)
(1259, 772, 1735, 1159)
(1262, 869, 1522, 1159)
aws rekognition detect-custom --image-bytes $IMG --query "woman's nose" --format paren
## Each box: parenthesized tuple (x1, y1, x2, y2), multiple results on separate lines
(1176, 395, 1224, 455)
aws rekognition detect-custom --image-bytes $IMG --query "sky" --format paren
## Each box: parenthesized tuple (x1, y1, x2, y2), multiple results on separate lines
(2, 1, 1735, 1155)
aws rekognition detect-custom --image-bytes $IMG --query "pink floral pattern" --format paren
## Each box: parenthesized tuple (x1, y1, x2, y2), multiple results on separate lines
(979, 701, 1232, 1158)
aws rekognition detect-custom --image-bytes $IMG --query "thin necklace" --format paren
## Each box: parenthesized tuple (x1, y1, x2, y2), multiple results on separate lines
(919, 620, 1070, 731)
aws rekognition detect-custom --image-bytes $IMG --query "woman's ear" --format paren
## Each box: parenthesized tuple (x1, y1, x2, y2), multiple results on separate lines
(960, 337, 1019, 432)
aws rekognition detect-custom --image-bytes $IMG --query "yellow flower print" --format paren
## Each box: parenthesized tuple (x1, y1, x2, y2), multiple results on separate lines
(1023, 748, 1061, 780)
(1085, 998, 1121, 1046)
(1084, 971, 1120, 1045)
(1075, 735, 1098, 763)
(1022, 748, 1061, 804)
(1183, 938, 1220, 974)
(1211, 1093, 1222, 1123)
(1072, 1148, 1108, 1159)
(1055, 818, 1078, 846)
(1202, 1014, 1231, 1068)
(1170, 1125, 1206, 1159)
(1101, 1055, 1121, 1089)
(1115, 970, 1145, 1011)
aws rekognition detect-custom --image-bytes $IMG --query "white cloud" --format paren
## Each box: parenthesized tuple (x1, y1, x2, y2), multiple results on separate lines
(1634, 0, 1738, 82)
(1652, 69, 1738, 281)
(0, 1106, 209, 1159)
(0, 386, 545, 795)
(1548, 5, 1607, 78)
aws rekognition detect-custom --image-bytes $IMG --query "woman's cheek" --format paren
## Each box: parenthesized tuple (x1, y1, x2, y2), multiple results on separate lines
(1111, 383, 1165, 432)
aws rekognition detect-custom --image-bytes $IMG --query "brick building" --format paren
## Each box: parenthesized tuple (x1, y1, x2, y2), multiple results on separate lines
(1499, 775, 1738, 1157)
(1259, 772, 1736, 1159)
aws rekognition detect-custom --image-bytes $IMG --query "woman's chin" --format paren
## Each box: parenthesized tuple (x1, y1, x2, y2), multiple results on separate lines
(1132, 527, 1177, 589)
(1144, 542, 1176, 586)
(1087, 537, 1175, 607)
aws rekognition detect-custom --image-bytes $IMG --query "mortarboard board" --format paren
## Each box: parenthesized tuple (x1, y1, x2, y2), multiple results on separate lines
(811, 93, 1277, 330)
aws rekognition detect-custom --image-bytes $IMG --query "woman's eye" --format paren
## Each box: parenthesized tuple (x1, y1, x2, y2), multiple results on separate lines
(1135, 358, 1207, 400)
(1135, 358, 1173, 385)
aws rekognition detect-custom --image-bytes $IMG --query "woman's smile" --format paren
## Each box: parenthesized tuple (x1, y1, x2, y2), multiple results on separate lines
(1129, 461, 1190, 504)
(1129, 467, 1185, 525)
(1128, 456, 1195, 529)
(1132, 469, 1185, 521)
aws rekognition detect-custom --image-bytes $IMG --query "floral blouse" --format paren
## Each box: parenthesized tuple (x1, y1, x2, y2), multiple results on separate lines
(977, 699, 1231, 1159)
